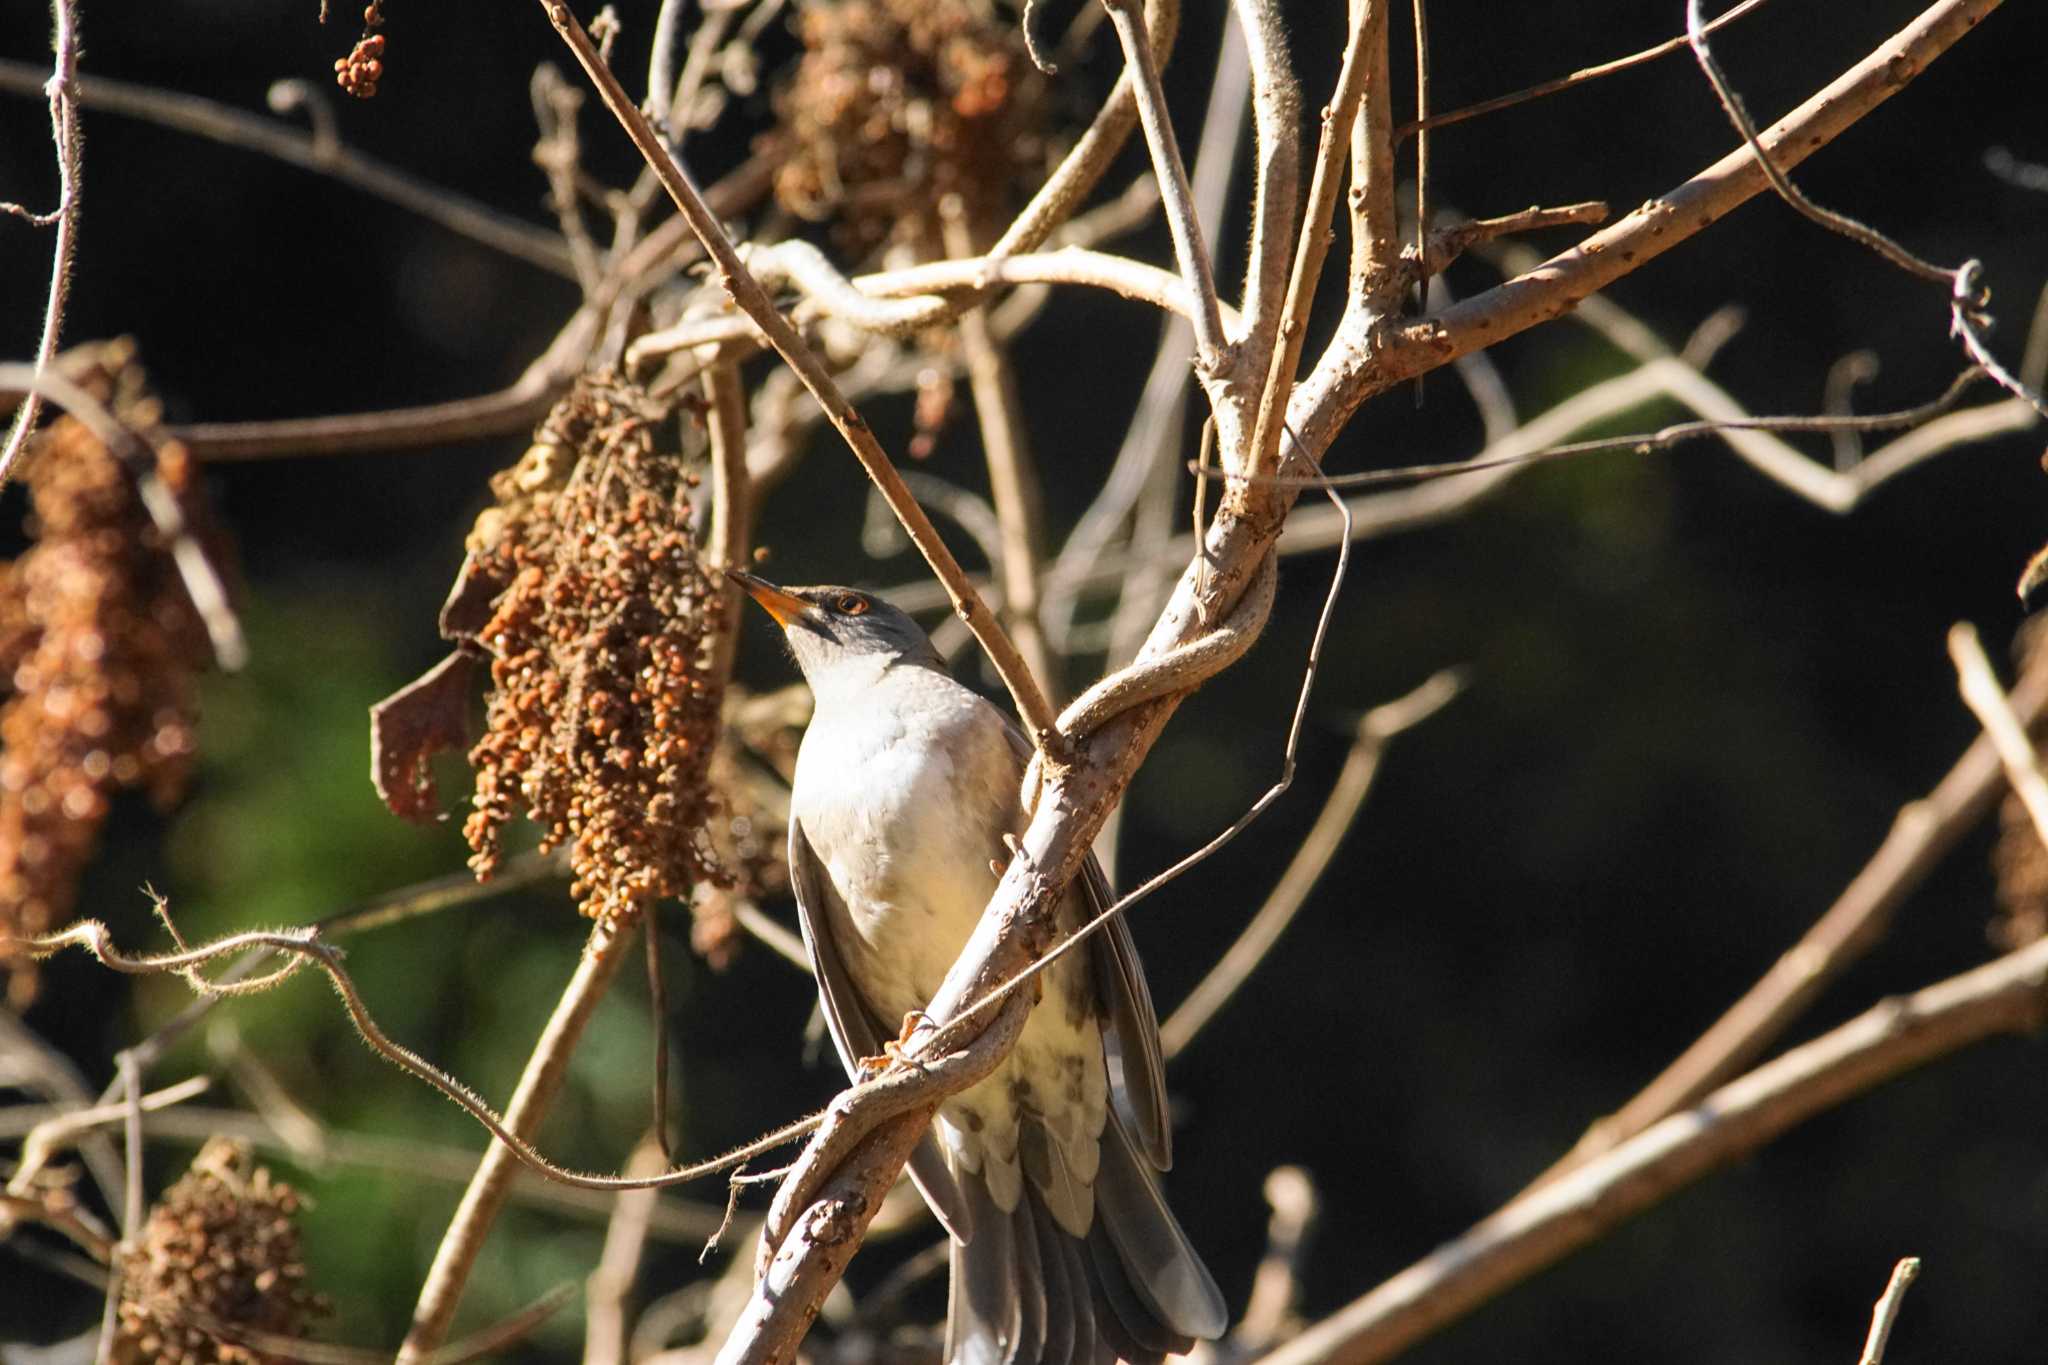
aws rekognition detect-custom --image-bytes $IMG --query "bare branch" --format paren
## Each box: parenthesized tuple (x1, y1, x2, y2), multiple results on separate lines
(1160, 669, 1463, 1058)
(1102, 0, 1228, 368)
(988, 0, 1178, 259)
(1526, 634, 2048, 1185)
(1346, 0, 2005, 430)
(0, 1, 83, 493)
(1227, 0, 1300, 386)
(704, 357, 753, 697)
(1950, 622, 2048, 847)
(943, 202, 1057, 695)
(1858, 1258, 1923, 1365)
(1344, 0, 1400, 313)
(1232, 1167, 1321, 1355)
(1393, 0, 1773, 143)
(1246, 2, 1376, 488)
(1255, 935, 2048, 1365)
(717, 991, 1037, 1365)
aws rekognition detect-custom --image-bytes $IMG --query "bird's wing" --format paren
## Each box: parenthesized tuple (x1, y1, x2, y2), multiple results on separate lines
(788, 816, 972, 1240)
(997, 722, 1175, 1171)
(1079, 855, 1174, 1170)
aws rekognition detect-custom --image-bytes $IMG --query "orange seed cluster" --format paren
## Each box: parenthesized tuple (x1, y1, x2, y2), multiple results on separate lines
(463, 376, 728, 924)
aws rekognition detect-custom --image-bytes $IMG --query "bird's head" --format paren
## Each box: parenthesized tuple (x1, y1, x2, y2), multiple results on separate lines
(727, 570, 943, 686)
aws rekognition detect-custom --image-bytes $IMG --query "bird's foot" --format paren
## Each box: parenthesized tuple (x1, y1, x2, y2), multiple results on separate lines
(856, 1010, 935, 1077)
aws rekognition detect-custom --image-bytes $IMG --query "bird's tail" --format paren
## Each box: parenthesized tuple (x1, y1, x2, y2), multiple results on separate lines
(947, 1115, 1226, 1365)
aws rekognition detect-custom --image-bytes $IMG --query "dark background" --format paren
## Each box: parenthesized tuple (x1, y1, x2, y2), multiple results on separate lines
(6, 1, 2048, 1361)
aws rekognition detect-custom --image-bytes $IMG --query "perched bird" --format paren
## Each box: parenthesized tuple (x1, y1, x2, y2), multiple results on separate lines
(731, 571, 1226, 1365)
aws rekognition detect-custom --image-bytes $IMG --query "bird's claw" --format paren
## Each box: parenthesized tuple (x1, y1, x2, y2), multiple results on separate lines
(857, 1010, 935, 1076)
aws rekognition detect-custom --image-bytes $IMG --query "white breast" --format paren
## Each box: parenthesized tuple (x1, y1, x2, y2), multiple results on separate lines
(792, 663, 1018, 1014)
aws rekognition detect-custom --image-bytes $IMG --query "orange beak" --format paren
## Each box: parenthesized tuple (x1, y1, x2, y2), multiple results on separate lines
(726, 569, 812, 629)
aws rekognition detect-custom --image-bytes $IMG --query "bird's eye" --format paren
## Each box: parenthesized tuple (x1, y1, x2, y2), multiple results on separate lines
(836, 593, 869, 616)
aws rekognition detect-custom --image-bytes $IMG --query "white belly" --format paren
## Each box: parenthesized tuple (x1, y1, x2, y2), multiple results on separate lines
(791, 663, 1109, 1230)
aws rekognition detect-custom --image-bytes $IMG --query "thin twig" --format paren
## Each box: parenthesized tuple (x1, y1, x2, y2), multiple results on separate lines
(0, 0, 83, 493)
(6, 1077, 210, 1205)
(531, 65, 606, 294)
(0, 59, 574, 278)
(1684, 0, 2048, 421)
(1101, 0, 1228, 369)
(586, 1134, 670, 1365)
(0, 1099, 738, 1241)
(539, 0, 1062, 751)
(943, 201, 1056, 695)
(0, 1011, 125, 1229)
(1684, 0, 1952, 287)
(628, 244, 1221, 366)
(1824, 350, 1881, 469)
(1255, 935, 2048, 1365)
(989, 0, 1177, 260)
(1210, 367, 1992, 491)
(1858, 1258, 1923, 1365)
(1411, 201, 1610, 280)
(704, 357, 753, 705)
(396, 915, 640, 1360)
(1048, 10, 1251, 685)
(1355, 0, 2003, 421)
(1160, 669, 1463, 1058)
(1392, 0, 1773, 142)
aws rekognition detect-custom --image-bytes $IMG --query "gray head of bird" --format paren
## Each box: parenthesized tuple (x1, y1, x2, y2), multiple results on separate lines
(727, 570, 944, 691)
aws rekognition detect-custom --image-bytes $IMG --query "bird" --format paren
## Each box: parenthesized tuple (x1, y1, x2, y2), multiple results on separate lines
(729, 569, 1226, 1365)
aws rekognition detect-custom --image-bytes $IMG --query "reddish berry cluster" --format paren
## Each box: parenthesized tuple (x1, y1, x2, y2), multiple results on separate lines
(334, 2, 387, 99)
(463, 376, 729, 925)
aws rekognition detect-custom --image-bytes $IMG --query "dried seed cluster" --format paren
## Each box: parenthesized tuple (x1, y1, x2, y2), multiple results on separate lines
(464, 376, 729, 924)
(771, 0, 1048, 253)
(0, 345, 214, 1006)
(115, 1140, 327, 1365)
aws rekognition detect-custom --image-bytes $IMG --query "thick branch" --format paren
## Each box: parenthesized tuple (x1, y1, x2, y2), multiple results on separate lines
(1527, 638, 2048, 1184)
(396, 915, 638, 1361)
(1255, 934, 2048, 1365)
(1344, 0, 1400, 312)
